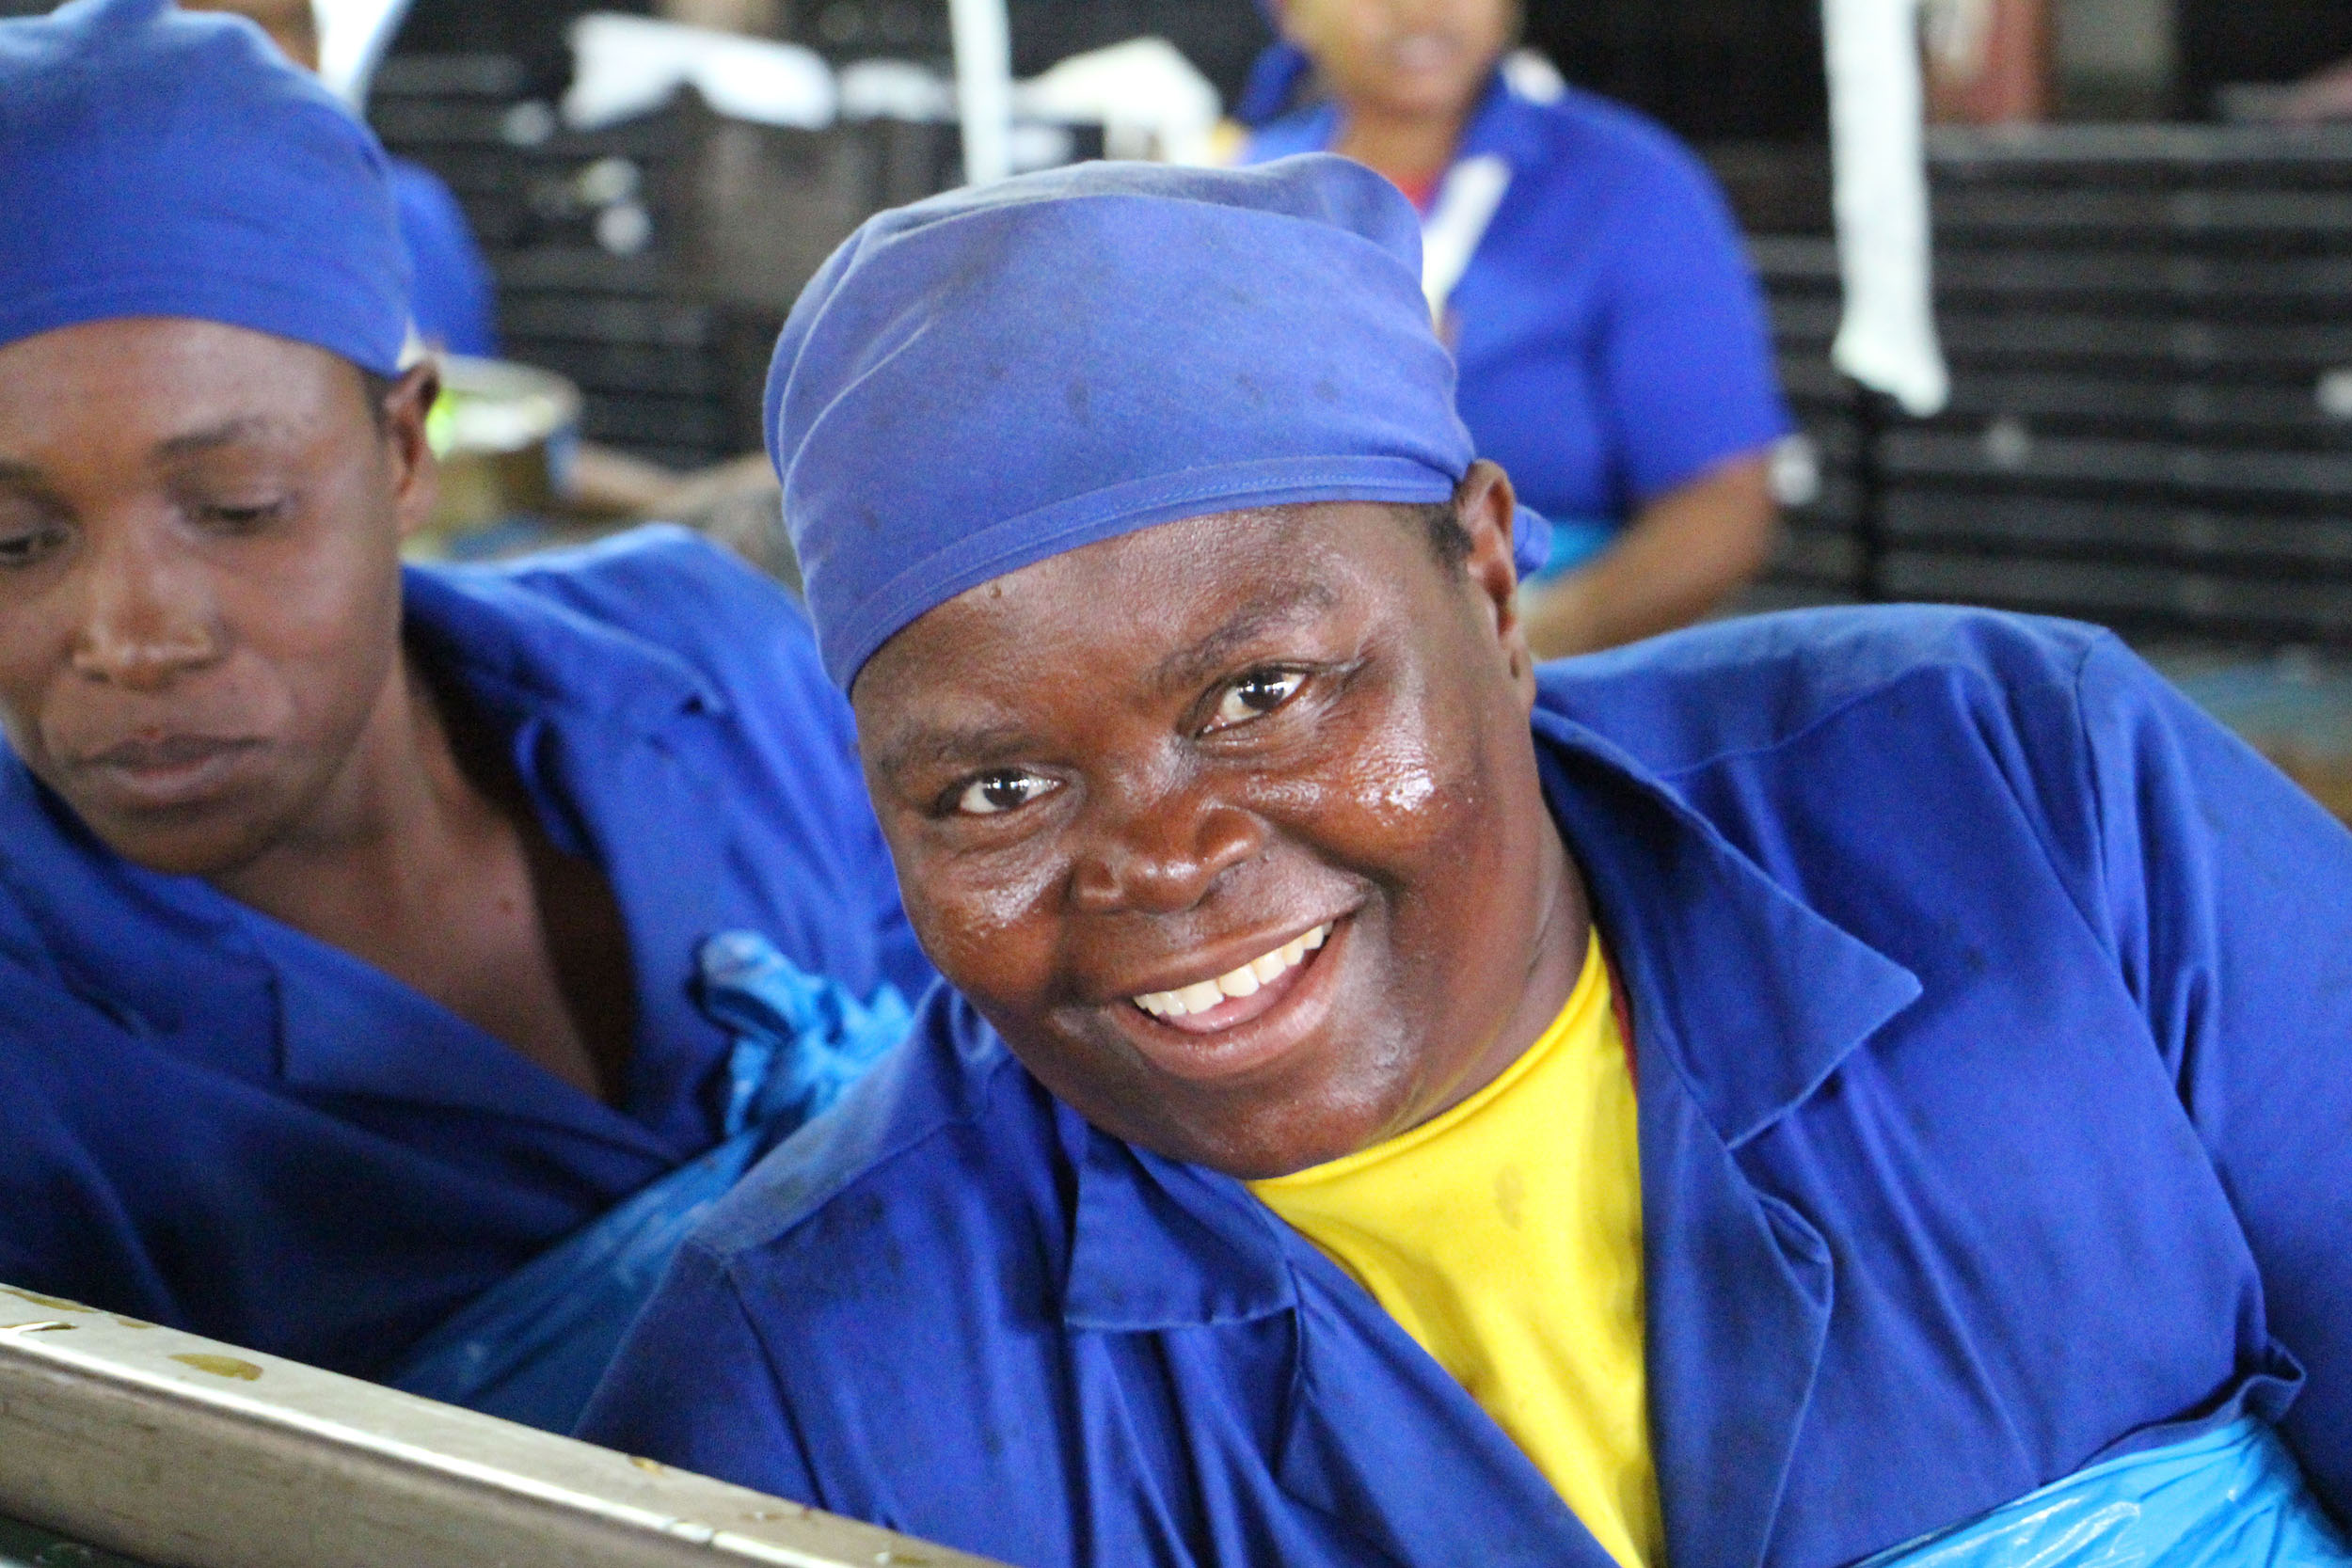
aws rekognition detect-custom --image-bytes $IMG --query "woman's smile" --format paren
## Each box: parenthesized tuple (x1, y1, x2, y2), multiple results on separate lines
(1109, 916, 1344, 1085)
(1131, 919, 1329, 1025)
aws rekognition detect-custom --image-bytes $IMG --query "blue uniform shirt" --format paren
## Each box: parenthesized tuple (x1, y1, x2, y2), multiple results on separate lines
(1247, 77, 1792, 572)
(389, 156, 499, 359)
(0, 526, 930, 1378)
(580, 606, 2352, 1568)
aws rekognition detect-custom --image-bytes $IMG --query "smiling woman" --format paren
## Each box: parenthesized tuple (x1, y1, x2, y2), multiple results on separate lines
(853, 496, 1582, 1179)
(580, 156, 2352, 1568)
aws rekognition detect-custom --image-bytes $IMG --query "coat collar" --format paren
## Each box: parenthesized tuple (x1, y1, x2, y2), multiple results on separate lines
(1057, 705, 1918, 1302)
(400, 560, 723, 747)
(1531, 704, 1923, 1148)
(1061, 1101, 1296, 1331)
(0, 759, 277, 1059)
(1532, 700, 1915, 1568)
(1454, 71, 1551, 171)
(258, 562, 728, 1149)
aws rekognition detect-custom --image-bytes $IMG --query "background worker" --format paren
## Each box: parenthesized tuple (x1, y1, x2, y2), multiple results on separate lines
(1239, 0, 1789, 657)
(0, 0, 927, 1427)
(580, 157, 2351, 1568)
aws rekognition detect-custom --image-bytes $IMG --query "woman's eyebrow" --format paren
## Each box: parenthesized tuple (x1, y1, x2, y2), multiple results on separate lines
(1149, 581, 1343, 696)
(155, 416, 289, 459)
(870, 720, 1038, 780)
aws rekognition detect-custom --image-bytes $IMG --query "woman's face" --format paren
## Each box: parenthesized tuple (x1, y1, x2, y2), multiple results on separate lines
(852, 473, 1583, 1180)
(1282, 0, 1517, 125)
(0, 318, 432, 879)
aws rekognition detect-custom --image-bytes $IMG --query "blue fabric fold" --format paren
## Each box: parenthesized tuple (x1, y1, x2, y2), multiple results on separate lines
(385, 933, 913, 1433)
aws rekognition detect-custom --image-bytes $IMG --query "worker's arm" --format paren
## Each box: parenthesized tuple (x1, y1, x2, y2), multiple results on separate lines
(2069, 636, 2352, 1518)
(1518, 451, 1778, 658)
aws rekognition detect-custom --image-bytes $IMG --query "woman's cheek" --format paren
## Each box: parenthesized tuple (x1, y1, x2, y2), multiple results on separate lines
(1343, 723, 1481, 847)
(909, 845, 1067, 1003)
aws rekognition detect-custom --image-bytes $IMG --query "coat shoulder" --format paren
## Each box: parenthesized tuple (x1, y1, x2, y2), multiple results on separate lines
(1536, 605, 2115, 778)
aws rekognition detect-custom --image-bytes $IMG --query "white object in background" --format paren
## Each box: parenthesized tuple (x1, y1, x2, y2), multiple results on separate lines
(2317, 368, 2352, 420)
(315, 0, 410, 107)
(1821, 0, 1950, 416)
(1771, 432, 1824, 507)
(948, 0, 1015, 185)
(1921, 0, 1998, 82)
(838, 58, 957, 121)
(1421, 153, 1511, 322)
(564, 13, 835, 132)
(1499, 47, 1567, 104)
(1016, 38, 1223, 166)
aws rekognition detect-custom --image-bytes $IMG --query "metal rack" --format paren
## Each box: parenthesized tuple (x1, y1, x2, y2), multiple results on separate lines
(371, 53, 747, 469)
(1750, 122, 2352, 648)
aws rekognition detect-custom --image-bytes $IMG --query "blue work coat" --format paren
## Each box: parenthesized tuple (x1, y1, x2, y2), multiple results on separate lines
(1247, 76, 1791, 570)
(580, 606, 2351, 1568)
(0, 527, 930, 1378)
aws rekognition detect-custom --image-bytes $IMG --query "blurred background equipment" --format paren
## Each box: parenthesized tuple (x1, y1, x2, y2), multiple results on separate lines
(9, 0, 2352, 813)
(415, 354, 583, 553)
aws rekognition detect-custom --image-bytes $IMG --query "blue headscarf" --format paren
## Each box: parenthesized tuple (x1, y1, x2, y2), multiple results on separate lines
(769, 155, 1549, 690)
(0, 0, 409, 376)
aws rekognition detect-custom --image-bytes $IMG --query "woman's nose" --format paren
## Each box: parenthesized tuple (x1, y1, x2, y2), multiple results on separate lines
(1068, 780, 1266, 916)
(68, 528, 225, 691)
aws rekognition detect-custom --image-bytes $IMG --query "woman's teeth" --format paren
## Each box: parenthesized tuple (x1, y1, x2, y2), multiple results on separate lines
(1135, 924, 1330, 1021)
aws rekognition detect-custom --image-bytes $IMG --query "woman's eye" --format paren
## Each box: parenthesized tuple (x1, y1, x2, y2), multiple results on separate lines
(198, 499, 286, 531)
(954, 769, 1056, 816)
(0, 521, 69, 569)
(1207, 670, 1306, 731)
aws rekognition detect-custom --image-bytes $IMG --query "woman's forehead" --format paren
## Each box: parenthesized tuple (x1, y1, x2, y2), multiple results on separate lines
(0, 318, 359, 466)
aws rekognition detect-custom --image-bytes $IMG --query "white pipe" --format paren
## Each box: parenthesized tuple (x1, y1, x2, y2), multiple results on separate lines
(315, 0, 413, 110)
(1821, 0, 1949, 416)
(947, 0, 1014, 185)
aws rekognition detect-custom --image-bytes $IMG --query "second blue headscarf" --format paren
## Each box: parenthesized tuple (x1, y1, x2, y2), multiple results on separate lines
(0, 0, 408, 376)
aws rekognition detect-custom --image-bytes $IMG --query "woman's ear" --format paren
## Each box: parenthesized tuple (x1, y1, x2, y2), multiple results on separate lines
(379, 363, 441, 544)
(1454, 460, 1537, 701)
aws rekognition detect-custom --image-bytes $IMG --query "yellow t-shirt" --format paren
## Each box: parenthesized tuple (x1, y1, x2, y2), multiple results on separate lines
(1248, 932, 1661, 1568)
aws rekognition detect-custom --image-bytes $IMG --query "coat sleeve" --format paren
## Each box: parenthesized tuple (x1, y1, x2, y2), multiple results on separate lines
(2074, 635, 2352, 1517)
(0, 969, 169, 1324)
(575, 1238, 824, 1504)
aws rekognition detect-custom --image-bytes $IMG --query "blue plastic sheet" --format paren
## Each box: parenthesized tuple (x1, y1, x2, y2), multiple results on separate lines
(385, 931, 913, 1433)
(1859, 1418, 2352, 1568)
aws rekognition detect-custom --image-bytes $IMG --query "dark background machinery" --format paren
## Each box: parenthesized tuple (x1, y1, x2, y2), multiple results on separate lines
(15, 0, 2352, 653)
